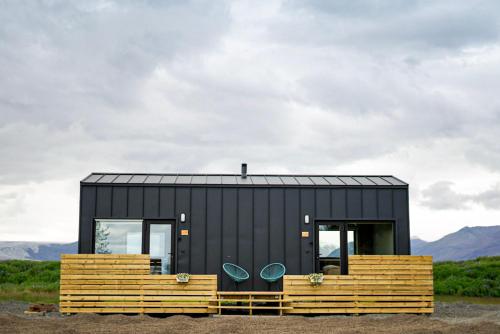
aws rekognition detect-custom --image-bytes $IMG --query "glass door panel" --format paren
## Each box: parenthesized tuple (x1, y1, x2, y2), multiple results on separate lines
(149, 224, 172, 274)
(347, 229, 355, 255)
(318, 224, 341, 274)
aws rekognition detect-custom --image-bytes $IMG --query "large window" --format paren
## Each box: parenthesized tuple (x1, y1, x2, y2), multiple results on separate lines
(94, 220, 143, 254)
(348, 222, 394, 255)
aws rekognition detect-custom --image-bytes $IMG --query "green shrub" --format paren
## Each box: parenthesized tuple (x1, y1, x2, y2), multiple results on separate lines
(0, 260, 60, 303)
(433, 256, 500, 297)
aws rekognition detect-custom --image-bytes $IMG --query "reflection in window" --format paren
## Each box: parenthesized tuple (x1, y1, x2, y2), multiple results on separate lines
(149, 224, 172, 274)
(95, 220, 143, 254)
(318, 225, 341, 275)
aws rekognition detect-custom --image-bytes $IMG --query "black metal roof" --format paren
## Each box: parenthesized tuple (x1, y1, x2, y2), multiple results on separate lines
(81, 173, 407, 187)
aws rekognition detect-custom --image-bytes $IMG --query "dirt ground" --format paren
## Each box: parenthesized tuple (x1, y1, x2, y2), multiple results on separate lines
(0, 301, 499, 334)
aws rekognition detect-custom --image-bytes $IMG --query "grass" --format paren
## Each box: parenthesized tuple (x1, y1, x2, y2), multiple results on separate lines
(0, 256, 499, 304)
(434, 256, 500, 297)
(0, 260, 59, 304)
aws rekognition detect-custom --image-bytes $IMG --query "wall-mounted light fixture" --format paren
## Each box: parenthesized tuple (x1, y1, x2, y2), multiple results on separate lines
(180, 213, 186, 223)
(304, 214, 310, 224)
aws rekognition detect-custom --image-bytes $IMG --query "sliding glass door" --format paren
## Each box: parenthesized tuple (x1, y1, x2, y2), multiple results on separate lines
(316, 221, 395, 275)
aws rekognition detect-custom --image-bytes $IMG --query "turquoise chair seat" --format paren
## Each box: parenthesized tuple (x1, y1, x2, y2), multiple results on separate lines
(260, 263, 286, 283)
(223, 263, 249, 283)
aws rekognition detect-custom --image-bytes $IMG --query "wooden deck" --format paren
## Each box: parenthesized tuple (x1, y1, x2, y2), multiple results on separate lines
(60, 254, 433, 315)
(60, 254, 217, 314)
(283, 255, 434, 314)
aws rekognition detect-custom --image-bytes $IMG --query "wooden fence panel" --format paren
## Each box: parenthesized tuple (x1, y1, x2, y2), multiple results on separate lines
(59, 254, 217, 314)
(283, 255, 433, 314)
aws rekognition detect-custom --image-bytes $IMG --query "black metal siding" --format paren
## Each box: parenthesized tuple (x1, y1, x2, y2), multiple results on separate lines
(79, 185, 410, 290)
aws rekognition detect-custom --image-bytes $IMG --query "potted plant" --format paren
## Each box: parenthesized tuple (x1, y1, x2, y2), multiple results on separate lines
(308, 273, 324, 286)
(176, 273, 191, 283)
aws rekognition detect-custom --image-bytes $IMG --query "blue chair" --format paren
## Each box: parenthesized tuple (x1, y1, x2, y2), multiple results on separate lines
(260, 263, 286, 283)
(223, 263, 249, 283)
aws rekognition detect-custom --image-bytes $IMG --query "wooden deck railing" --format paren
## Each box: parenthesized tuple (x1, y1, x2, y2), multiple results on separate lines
(283, 255, 433, 314)
(60, 254, 432, 315)
(59, 254, 217, 314)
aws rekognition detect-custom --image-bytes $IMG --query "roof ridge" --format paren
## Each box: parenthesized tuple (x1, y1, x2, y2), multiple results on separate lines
(81, 173, 408, 186)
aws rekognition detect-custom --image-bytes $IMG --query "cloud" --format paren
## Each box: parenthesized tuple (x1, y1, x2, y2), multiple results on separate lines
(421, 181, 500, 210)
(420, 181, 470, 210)
(1, 1, 500, 241)
(281, 1, 500, 51)
(473, 184, 500, 209)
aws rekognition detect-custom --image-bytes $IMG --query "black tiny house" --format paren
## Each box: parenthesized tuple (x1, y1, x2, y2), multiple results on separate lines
(78, 165, 409, 291)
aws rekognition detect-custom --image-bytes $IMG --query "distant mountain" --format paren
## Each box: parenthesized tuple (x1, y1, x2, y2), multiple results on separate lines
(411, 226, 500, 262)
(328, 242, 355, 257)
(2, 225, 499, 262)
(0, 241, 77, 261)
(409, 237, 427, 249)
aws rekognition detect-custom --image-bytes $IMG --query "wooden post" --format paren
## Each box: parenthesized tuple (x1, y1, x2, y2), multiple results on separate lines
(249, 294, 253, 316)
(279, 294, 283, 316)
(218, 294, 222, 315)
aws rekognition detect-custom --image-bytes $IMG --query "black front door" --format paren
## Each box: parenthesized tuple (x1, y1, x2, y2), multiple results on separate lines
(143, 220, 175, 274)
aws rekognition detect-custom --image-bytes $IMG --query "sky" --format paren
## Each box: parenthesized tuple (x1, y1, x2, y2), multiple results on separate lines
(1, 0, 500, 243)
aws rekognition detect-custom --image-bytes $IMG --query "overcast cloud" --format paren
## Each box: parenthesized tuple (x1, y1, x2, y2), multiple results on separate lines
(1, 0, 500, 242)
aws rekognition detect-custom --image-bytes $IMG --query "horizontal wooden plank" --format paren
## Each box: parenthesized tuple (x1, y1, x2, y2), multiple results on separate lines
(62, 259, 149, 264)
(282, 295, 433, 302)
(348, 259, 432, 263)
(284, 285, 433, 291)
(60, 295, 214, 301)
(60, 290, 216, 295)
(217, 291, 284, 295)
(348, 265, 432, 270)
(348, 270, 433, 275)
(349, 256, 432, 259)
(348, 255, 432, 260)
(61, 279, 217, 285)
(61, 254, 150, 259)
(61, 270, 150, 275)
(284, 307, 433, 314)
(283, 290, 433, 296)
(60, 307, 215, 314)
(211, 299, 282, 303)
(285, 280, 433, 286)
(287, 302, 432, 308)
(60, 302, 213, 307)
(61, 284, 217, 291)
(61, 264, 150, 269)
(208, 306, 292, 310)
(284, 274, 432, 280)
(61, 275, 216, 280)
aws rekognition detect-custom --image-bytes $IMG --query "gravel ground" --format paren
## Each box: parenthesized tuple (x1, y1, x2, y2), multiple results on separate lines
(0, 301, 498, 334)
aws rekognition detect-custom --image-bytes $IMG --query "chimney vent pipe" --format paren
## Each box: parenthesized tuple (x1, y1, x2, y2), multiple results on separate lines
(241, 163, 247, 178)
